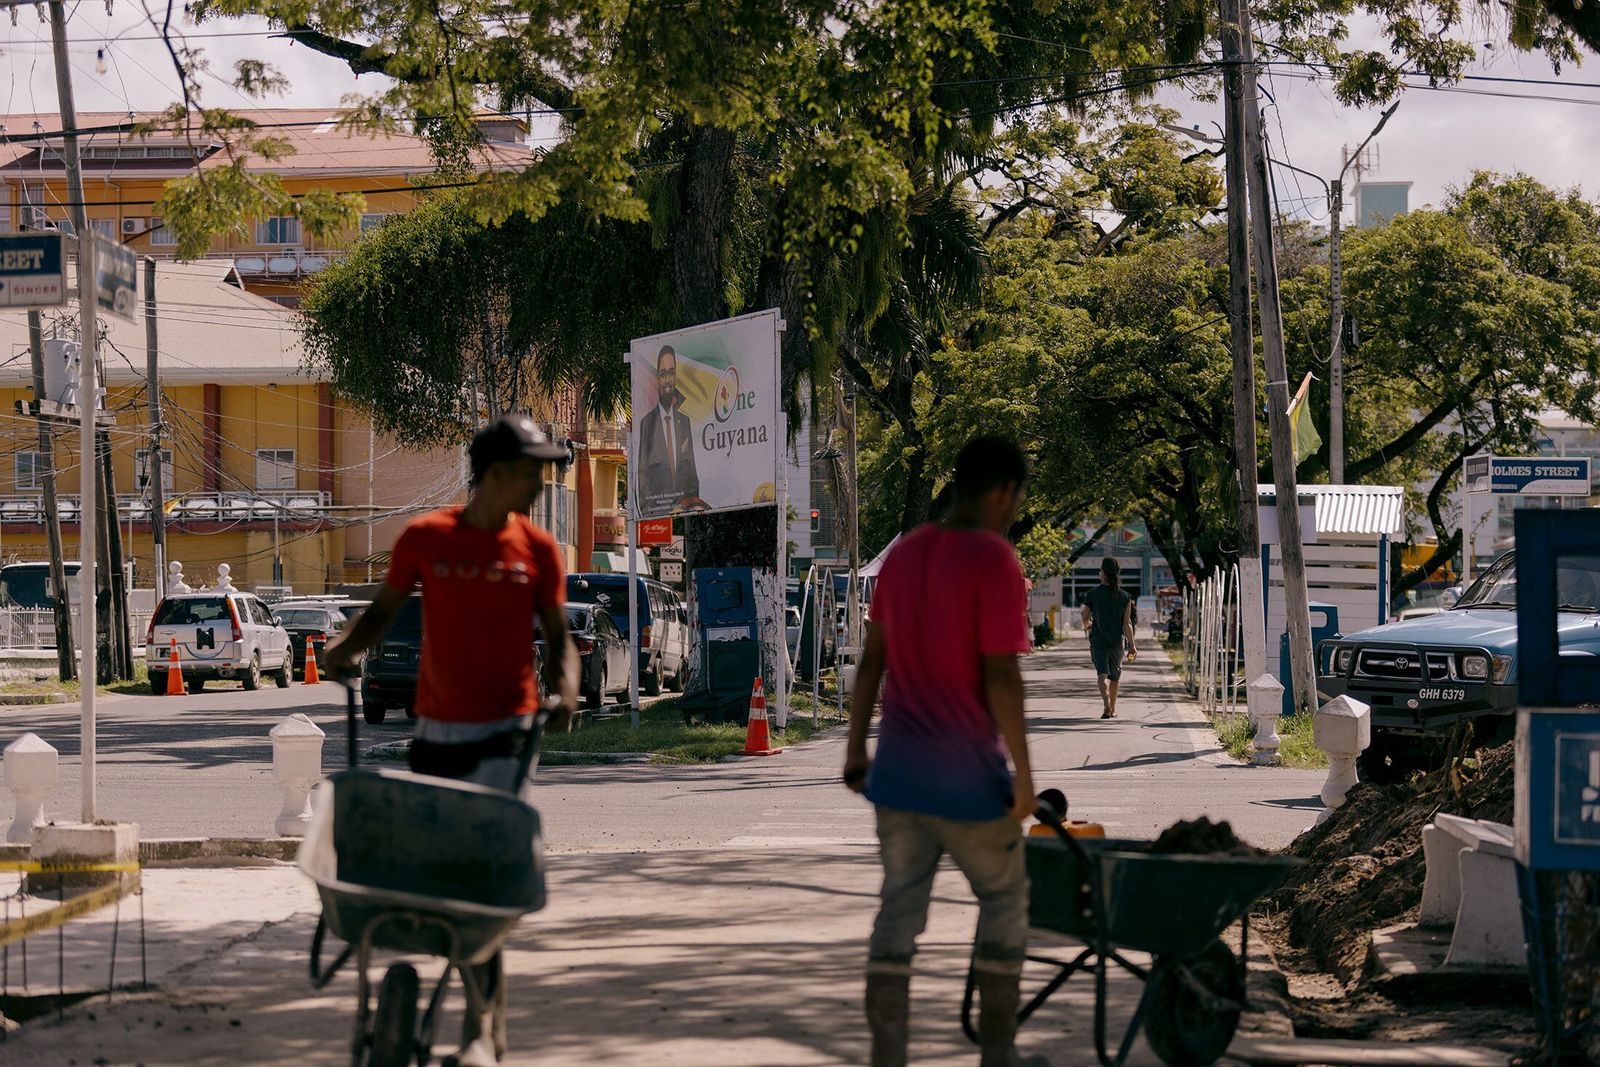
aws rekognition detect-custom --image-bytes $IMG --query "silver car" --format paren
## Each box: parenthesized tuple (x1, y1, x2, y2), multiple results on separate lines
(146, 591, 293, 694)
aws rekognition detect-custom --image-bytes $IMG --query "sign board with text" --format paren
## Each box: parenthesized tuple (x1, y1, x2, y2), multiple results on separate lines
(0, 233, 68, 309)
(629, 309, 781, 520)
(94, 236, 138, 322)
(637, 517, 673, 546)
(1466, 454, 1591, 496)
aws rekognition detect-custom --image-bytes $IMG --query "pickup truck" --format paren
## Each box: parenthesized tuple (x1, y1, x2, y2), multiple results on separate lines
(1318, 549, 1600, 781)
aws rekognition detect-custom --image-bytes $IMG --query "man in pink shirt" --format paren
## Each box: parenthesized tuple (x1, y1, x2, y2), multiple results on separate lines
(844, 436, 1047, 1067)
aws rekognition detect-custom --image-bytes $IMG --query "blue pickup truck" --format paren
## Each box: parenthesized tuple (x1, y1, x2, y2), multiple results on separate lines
(1318, 549, 1600, 781)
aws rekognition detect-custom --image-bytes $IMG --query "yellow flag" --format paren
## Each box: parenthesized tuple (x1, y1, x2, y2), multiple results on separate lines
(163, 495, 182, 515)
(1287, 372, 1321, 466)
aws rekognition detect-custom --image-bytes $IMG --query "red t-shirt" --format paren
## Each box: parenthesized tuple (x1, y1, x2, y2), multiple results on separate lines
(384, 507, 564, 723)
(865, 525, 1032, 819)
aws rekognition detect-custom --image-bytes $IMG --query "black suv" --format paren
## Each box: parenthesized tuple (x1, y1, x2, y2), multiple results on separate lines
(360, 594, 422, 725)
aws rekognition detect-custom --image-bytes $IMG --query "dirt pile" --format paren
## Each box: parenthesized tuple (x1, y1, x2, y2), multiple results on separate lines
(1146, 816, 1265, 857)
(1268, 741, 1515, 981)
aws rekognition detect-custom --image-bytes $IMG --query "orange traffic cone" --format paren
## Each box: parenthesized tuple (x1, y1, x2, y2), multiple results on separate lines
(164, 638, 184, 696)
(303, 639, 321, 685)
(741, 676, 782, 756)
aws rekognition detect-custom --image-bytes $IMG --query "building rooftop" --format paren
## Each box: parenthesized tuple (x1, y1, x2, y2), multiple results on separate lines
(0, 109, 536, 178)
(0, 259, 312, 385)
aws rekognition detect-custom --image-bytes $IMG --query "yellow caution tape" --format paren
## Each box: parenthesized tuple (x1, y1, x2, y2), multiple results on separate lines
(0, 861, 142, 873)
(0, 875, 138, 948)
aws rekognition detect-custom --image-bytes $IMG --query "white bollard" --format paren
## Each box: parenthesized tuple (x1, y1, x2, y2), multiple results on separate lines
(3, 733, 59, 843)
(1313, 695, 1371, 824)
(1247, 674, 1284, 767)
(271, 713, 326, 837)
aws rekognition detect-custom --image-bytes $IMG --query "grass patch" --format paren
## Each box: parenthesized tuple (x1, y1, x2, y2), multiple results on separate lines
(546, 690, 848, 764)
(1215, 710, 1326, 769)
(0, 662, 152, 699)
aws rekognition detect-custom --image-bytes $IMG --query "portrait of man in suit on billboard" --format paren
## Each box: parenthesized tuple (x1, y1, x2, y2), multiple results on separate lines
(638, 345, 700, 512)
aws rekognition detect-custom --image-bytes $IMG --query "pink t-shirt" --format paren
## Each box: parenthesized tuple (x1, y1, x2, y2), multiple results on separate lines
(864, 524, 1031, 819)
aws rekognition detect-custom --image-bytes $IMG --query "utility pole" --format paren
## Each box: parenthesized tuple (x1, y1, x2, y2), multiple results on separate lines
(26, 312, 76, 681)
(1327, 104, 1397, 484)
(144, 257, 167, 602)
(49, 0, 101, 820)
(1216, 0, 1267, 683)
(1237, 0, 1317, 717)
(98, 428, 132, 680)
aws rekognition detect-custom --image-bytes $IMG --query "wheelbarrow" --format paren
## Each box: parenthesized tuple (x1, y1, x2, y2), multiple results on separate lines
(299, 684, 549, 1066)
(961, 799, 1302, 1067)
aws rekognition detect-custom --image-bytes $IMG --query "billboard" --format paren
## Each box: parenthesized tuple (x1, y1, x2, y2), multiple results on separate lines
(629, 309, 781, 520)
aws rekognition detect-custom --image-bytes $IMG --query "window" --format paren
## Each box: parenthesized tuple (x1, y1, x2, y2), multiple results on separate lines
(254, 216, 301, 245)
(359, 213, 393, 235)
(15, 452, 42, 491)
(265, 295, 302, 309)
(255, 449, 296, 491)
(0, 192, 10, 234)
(88, 218, 115, 240)
(153, 597, 229, 625)
(134, 448, 175, 494)
(147, 217, 177, 246)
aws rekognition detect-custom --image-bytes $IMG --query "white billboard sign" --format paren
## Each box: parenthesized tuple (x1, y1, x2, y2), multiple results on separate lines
(629, 309, 781, 520)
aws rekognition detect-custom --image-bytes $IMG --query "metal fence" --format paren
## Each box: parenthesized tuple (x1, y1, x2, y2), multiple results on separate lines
(0, 607, 153, 653)
(1183, 565, 1243, 720)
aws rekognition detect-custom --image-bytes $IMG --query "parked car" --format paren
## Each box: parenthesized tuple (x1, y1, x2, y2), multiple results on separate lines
(566, 574, 689, 695)
(538, 603, 630, 709)
(0, 560, 82, 610)
(359, 593, 423, 725)
(1318, 549, 1600, 780)
(146, 590, 293, 693)
(273, 604, 351, 680)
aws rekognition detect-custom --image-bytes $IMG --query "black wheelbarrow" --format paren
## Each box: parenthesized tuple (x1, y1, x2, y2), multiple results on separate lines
(299, 684, 549, 1066)
(961, 802, 1302, 1067)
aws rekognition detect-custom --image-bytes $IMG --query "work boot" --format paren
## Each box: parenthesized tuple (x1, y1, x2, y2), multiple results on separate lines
(865, 972, 910, 1067)
(975, 970, 1050, 1067)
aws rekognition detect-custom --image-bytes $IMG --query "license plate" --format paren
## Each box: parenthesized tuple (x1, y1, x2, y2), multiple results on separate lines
(1418, 686, 1468, 702)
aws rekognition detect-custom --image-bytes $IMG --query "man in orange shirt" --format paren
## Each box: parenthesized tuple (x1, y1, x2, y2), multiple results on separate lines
(325, 414, 579, 1066)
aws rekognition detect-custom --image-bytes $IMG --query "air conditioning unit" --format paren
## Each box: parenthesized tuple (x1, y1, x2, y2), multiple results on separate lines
(121, 217, 148, 236)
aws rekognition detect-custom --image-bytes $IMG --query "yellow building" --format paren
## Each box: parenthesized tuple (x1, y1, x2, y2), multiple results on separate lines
(0, 110, 606, 592)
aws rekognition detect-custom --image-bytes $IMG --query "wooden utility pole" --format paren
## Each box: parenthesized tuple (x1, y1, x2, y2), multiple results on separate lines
(49, 0, 101, 820)
(144, 257, 167, 601)
(26, 311, 76, 681)
(1217, 0, 1267, 683)
(1237, 0, 1318, 716)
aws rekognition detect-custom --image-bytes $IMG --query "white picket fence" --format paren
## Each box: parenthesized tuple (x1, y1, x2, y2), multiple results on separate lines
(1183, 565, 1243, 720)
(0, 607, 153, 653)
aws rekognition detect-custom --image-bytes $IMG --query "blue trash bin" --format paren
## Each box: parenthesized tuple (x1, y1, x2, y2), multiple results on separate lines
(1279, 602, 1340, 716)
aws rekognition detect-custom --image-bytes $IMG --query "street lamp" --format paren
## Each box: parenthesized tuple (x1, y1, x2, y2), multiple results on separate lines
(1165, 100, 1398, 483)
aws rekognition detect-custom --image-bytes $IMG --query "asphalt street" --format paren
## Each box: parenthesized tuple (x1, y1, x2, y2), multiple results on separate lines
(1, 639, 1325, 850)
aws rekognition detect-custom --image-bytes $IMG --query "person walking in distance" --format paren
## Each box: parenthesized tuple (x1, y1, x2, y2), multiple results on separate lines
(843, 436, 1048, 1067)
(323, 415, 579, 1067)
(1082, 557, 1135, 719)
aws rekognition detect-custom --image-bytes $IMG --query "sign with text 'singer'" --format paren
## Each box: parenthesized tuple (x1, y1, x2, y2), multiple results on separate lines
(629, 309, 781, 520)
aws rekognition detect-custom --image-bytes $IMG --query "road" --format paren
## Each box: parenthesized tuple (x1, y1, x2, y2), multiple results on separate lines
(1, 640, 1324, 850)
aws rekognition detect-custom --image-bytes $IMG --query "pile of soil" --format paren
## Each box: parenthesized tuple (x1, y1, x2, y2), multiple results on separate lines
(1268, 741, 1515, 982)
(1146, 816, 1266, 857)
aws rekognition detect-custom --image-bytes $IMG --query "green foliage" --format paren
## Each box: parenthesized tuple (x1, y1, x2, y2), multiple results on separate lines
(1018, 523, 1071, 579)
(300, 193, 670, 446)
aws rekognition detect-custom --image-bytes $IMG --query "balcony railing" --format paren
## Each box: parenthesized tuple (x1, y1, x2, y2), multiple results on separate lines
(583, 423, 628, 452)
(0, 491, 333, 525)
(141, 249, 348, 278)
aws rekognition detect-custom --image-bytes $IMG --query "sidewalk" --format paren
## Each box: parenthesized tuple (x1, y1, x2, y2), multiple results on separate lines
(8, 853, 1230, 1066)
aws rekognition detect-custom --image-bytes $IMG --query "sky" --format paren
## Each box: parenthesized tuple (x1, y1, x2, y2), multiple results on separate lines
(2, 5, 1598, 225)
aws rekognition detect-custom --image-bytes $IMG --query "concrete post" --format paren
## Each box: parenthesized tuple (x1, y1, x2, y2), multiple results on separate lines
(1247, 674, 1284, 766)
(4, 733, 59, 843)
(271, 713, 325, 837)
(1313, 694, 1371, 823)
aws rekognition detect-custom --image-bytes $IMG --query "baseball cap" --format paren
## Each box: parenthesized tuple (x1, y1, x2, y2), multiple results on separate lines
(468, 415, 569, 479)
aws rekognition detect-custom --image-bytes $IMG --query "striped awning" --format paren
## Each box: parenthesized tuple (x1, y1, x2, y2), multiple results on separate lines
(1259, 484, 1404, 537)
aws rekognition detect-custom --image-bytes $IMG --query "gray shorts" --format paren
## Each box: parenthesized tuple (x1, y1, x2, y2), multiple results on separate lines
(1089, 640, 1123, 681)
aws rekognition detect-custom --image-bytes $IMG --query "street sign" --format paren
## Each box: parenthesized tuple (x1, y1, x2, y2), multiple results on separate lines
(659, 560, 684, 584)
(94, 236, 138, 322)
(638, 517, 672, 546)
(1465, 454, 1591, 495)
(0, 232, 68, 309)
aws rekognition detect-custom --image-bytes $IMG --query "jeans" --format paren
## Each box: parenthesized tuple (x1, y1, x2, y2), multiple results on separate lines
(867, 806, 1029, 978)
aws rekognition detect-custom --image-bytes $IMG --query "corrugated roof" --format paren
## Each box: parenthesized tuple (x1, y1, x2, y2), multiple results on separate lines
(0, 109, 536, 176)
(0, 260, 313, 385)
(1259, 484, 1405, 536)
